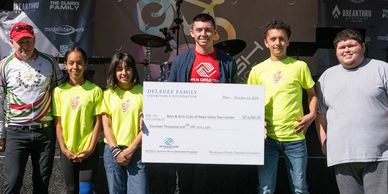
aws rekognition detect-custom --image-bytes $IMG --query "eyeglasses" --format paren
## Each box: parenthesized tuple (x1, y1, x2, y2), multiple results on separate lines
(14, 25, 33, 33)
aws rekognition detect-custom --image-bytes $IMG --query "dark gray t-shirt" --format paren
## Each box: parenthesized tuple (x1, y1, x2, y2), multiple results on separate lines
(317, 58, 388, 166)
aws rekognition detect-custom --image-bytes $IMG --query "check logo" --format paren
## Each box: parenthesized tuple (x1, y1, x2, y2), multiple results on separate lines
(164, 138, 175, 145)
(194, 62, 216, 77)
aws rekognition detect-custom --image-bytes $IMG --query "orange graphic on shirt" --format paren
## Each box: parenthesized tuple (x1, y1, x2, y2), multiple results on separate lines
(273, 71, 282, 84)
(121, 100, 130, 112)
(71, 96, 80, 110)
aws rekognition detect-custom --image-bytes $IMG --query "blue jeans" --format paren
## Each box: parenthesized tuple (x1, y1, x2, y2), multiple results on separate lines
(258, 138, 309, 194)
(3, 125, 55, 194)
(103, 144, 149, 194)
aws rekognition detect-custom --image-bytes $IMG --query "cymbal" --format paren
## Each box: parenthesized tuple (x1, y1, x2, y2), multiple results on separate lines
(136, 60, 161, 66)
(214, 39, 246, 56)
(131, 34, 167, 48)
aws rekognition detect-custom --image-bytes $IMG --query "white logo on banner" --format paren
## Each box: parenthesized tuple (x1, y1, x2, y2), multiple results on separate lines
(44, 25, 84, 35)
(59, 45, 69, 55)
(49, 1, 80, 10)
(195, 63, 216, 77)
(13, 2, 40, 14)
(332, 5, 372, 22)
(236, 41, 265, 81)
(348, 0, 366, 3)
(377, 35, 388, 42)
(332, 5, 341, 18)
(383, 9, 388, 19)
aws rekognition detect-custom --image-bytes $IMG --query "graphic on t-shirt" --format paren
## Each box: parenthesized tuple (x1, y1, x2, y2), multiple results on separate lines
(121, 100, 130, 112)
(194, 62, 217, 77)
(70, 96, 80, 110)
(273, 71, 282, 84)
(16, 69, 43, 89)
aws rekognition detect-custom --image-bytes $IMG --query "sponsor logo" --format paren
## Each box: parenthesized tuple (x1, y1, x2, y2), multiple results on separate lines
(332, 5, 341, 18)
(377, 35, 388, 41)
(44, 25, 84, 35)
(59, 45, 69, 56)
(383, 9, 388, 19)
(194, 62, 216, 77)
(13, 2, 40, 14)
(332, 5, 372, 22)
(164, 138, 174, 146)
(159, 137, 179, 149)
(348, 0, 366, 3)
(49, 1, 80, 11)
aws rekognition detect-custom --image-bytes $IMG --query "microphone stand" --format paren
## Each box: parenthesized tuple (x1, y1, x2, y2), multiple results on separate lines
(171, 0, 183, 56)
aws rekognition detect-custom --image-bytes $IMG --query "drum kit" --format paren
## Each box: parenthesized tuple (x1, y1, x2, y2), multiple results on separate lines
(130, 33, 246, 81)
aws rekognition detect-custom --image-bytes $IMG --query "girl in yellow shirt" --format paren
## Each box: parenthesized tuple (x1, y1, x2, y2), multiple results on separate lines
(101, 52, 149, 194)
(52, 47, 102, 194)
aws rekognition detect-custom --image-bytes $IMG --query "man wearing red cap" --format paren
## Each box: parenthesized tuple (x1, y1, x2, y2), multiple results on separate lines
(0, 22, 64, 194)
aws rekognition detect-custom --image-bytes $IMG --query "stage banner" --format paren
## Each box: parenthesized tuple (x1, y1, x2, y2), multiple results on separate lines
(0, 0, 95, 59)
(142, 82, 264, 165)
(125, 0, 317, 81)
(317, 0, 388, 74)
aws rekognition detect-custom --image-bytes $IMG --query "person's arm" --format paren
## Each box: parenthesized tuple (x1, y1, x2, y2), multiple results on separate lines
(315, 113, 327, 156)
(102, 114, 117, 148)
(295, 87, 318, 133)
(0, 99, 5, 152)
(55, 116, 77, 160)
(167, 59, 178, 82)
(0, 139, 5, 152)
(76, 115, 101, 161)
(0, 68, 6, 152)
(122, 132, 142, 162)
(102, 114, 129, 165)
(121, 112, 143, 162)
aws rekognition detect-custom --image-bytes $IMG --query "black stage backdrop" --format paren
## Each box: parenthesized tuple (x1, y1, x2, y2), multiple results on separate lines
(317, 0, 388, 74)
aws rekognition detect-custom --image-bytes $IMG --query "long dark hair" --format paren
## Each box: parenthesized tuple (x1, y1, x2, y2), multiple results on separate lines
(63, 47, 88, 82)
(106, 52, 139, 88)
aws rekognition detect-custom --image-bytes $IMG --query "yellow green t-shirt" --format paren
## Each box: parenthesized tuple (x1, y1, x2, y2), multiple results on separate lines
(101, 85, 143, 146)
(52, 81, 102, 153)
(247, 57, 315, 141)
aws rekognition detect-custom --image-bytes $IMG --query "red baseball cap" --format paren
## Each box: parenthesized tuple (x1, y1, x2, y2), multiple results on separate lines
(10, 22, 34, 42)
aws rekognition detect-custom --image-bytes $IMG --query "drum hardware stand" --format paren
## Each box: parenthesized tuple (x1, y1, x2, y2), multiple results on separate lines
(144, 42, 152, 81)
(160, 27, 173, 53)
(171, 0, 184, 56)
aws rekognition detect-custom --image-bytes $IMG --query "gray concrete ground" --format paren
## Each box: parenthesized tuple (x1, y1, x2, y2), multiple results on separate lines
(0, 143, 109, 194)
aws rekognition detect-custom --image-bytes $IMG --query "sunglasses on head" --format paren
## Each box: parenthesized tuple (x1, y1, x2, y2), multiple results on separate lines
(14, 25, 33, 33)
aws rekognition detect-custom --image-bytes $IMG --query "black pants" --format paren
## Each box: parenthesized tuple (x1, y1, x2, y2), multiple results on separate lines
(60, 147, 99, 194)
(175, 164, 208, 194)
(4, 125, 55, 194)
(174, 164, 255, 194)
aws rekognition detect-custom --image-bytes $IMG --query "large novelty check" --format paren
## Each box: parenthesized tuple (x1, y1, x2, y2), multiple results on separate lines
(142, 82, 264, 165)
